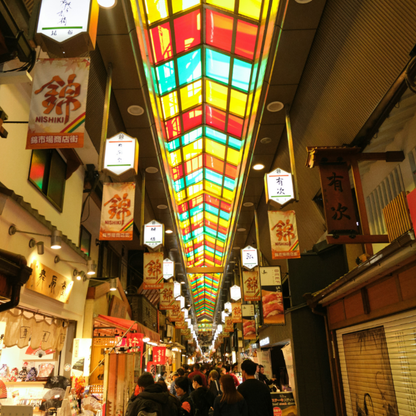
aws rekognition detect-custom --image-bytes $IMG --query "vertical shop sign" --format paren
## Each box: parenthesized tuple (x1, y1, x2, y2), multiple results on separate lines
(147, 361, 157, 379)
(168, 301, 181, 322)
(153, 346, 166, 365)
(242, 304, 255, 317)
(260, 266, 285, 325)
(143, 220, 164, 250)
(27, 59, 90, 149)
(231, 302, 242, 323)
(126, 333, 144, 367)
(224, 316, 233, 333)
(163, 259, 175, 280)
(243, 270, 261, 302)
(264, 168, 295, 207)
(159, 282, 174, 310)
(100, 182, 135, 240)
(143, 252, 164, 289)
(242, 318, 256, 340)
(268, 210, 300, 259)
(241, 246, 258, 270)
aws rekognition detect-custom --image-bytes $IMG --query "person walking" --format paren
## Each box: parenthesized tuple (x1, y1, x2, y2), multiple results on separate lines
(237, 360, 273, 416)
(213, 375, 248, 416)
(190, 375, 215, 416)
(188, 363, 207, 388)
(175, 376, 195, 416)
(208, 370, 221, 397)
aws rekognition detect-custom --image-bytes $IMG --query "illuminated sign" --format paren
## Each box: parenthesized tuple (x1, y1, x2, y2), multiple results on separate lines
(259, 337, 270, 347)
(143, 220, 164, 250)
(265, 168, 294, 207)
(241, 245, 258, 270)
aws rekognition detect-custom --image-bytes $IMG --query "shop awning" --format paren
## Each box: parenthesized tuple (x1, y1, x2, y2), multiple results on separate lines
(96, 315, 160, 343)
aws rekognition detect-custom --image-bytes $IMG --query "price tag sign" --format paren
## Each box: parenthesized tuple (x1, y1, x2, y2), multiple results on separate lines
(265, 168, 294, 207)
(143, 220, 164, 250)
(163, 259, 175, 280)
(241, 245, 258, 270)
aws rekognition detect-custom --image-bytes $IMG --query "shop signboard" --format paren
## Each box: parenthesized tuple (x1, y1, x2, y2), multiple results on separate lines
(159, 282, 175, 310)
(100, 182, 135, 240)
(231, 302, 242, 323)
(268, 210, 300, 259)
(224, 316, 233, 333)
(143, 220, 164, 250)
(153, 346, 166, 365)
(241, 246, 258, 270)
(175, 311, 186, 329)
(163, 259, 175, 280)
(271, 392, 297, 416)
(27, 58, 90, 149)
(243, 270, 261, 302)
(71, 338, 92, 377)
(27, 259, 74, 303)
(147, 361, 157, 379)
(264, 167, 295, 207)
(168, 301, 181, 322)
(143, 252, 164, 289)
(242, 318, 256, 340)
(103, 132, 139, 181)
(242, 304, 255, 317)
(260, 266, 285, 325)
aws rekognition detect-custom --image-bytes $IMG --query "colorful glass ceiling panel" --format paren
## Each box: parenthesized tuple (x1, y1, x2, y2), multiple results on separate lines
(131, 0, 281, 320)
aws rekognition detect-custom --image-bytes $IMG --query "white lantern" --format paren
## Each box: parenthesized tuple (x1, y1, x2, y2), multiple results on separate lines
(221, 310, 227, 323)
(224, 301, 232, 314)
(174, 281, 181, 298)
(230, 285, 241, 301)
(177, 295, 185, 309)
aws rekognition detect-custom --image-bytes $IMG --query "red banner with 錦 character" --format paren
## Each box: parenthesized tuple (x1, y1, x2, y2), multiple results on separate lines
(243, 270, 261, 302)
(232, 302, 242, 323)
(175, 312, 186, 329)
(224, 316, 233, 333)
(153, 346, 166, 365)
(268, 210, 300, 259)
(27, 58, 90, 149)
(143, 252, 164, 289)
(168, 301, 181, 322)
(159, 282, 174, 310)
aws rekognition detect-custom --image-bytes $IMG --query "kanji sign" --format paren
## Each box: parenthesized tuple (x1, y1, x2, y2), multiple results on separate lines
(167, 301, 181, 322)
(265, 168, 295, 207)
(232, 302, 242, 323)
(159, 282, 174, 310)
(241, 246, 258, 270)
(153, 346, 166, 365)
(268, 210, 300, 259)
(243, 270, 261, 302)
(143, 252, 164, 289)
(144, 220, 164, 250)
(224, 316, 233, 333)
(100, 182, 135, 240)
(163, 259, 175, 280)
(103, 132, 139, 180)
(242, 304, 255, 317)
(319, 164, 358, 234)
(259, 266, 282, 286)
(27, 59, 90, 149)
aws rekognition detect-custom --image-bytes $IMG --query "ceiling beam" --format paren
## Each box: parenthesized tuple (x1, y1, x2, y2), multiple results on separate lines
(186, 267, 224, 274)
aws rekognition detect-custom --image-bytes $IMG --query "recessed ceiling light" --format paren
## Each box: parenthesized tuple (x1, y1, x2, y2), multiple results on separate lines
(253, 164, 265, 170)
(157, 204, 167, 209)
(180, 281, 185, 285)
(171, 248, 178, 252)
(237, 228, 246, 232)
(127, 104, 144, 116)
(260, 137, 272, 144)
(233, 247, 240, 250)
(166, 229, 173, 234)
(145, 167, 158, 173)
(97, 0, 117, 7)
(243, 202, 254, 207)
(295, 0, 312, 3)
(267, 101, 284, 112)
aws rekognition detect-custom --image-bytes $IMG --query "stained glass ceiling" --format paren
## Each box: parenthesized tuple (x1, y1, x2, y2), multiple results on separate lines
(130, 0, 281, 321)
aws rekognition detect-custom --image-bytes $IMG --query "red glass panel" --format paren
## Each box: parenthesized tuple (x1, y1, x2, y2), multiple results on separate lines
(205, 219, 217, 230)
(205, 154, 224, 175)
(225, 163, 237, 179)
(182, 226, 191, 235)
(166, 116, 181, 140)
(220, 200, 232, 212)
(194, 240, 204, 249)
(206, 105, 226, 131)
(206, 10, 233, 53)
(190, 194, 204, 208)
(191, 220, 204, 231)
(235, 20, 257, 60)
(205, 194, 220, 208)
(183, 106, 203, 131)
(206, 240, 216, 250)
(215, 245, 224, 253)
(174, 10, 201, 54)
(205, 253, 214, 262)
(214, 258, 222, 265)
(150, 23, 173, 63)
(218, 225, 227, 234)
(185, 155, 203, 175)
(178, 202, 188, 213)
(227, 114, 244, 137)
(171, 165, 184, 181)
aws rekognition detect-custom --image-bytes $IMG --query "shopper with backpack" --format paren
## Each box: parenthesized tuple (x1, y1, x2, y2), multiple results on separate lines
(175, 377, 195, 416)
(208, 370, 221, 397)
(190, 375, 215, 416)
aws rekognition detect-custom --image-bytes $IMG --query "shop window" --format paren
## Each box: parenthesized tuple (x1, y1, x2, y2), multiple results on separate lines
(28, 149, 67, 211)
(79, 226, 91, 257)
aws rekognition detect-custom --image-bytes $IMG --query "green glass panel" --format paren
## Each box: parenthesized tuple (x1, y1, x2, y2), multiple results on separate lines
(205, 127, 227, 144)
(174, 178, 185, 192)
(228, 136, 243, 150)
(182, 127, 203, 146)
(232, 59, 252, 92)
(218, 231, 227, 241)
(190, 204, 204, 217)
(205, 203, 219, 216)
(179, 211, 189, 221)
(166, 138, 180, 151)
(206, 245, 215, 254)
(224, 176, 235, 190)
(205, 226, 217, 237)
(178, 49, 202, 86)
(219, 210, 230, 220)
(156, 61, 176, 94)
(206, 49, 230, 85)
(205, 169, 223, 186)
(186, 169, 203, 186)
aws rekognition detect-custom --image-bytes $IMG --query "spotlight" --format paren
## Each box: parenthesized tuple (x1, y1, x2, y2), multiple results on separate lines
(87, 259, 97, 275)
(109, 278, 117, 291)
(9, 224, 62, 250)
(50, 229, 62, 249)
(97, 0, 117, 7)
(36, 241, 44, 255)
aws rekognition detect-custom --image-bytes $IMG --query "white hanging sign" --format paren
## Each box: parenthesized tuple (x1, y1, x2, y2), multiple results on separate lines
(241, 245, 258, 270)
(163, 258, 175, 280)
(259, 266, 282, 286)
(143, 220, 164, 250)
(265, 168, 295, 207)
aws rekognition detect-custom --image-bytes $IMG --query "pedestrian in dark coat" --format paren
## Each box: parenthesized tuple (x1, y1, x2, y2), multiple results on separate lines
(213, 375, 248, 416)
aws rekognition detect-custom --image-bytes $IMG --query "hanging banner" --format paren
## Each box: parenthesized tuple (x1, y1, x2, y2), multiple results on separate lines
(143, 252, 163, 289)
(241, 246, 258, 270)
(260, 266, 285, 325)
(242, 304, 255, 317)
(243, 270, 261, 302)
(168, 301, 181, 322)
(268, 210, 300, 259)
(153, 346, 166, 365)
(175, 312, 186, 329)
(159, 282, 174, 310)
(243, 318, 256, 340)
(218, 334, 224, 344)
(264, 167, 295, 207)
(27, 58, 90, 149)
(147, 361, 157, 379)
(232, 302, 242, 323)
(224, 316, 233, 333)
(143, 220, 164, 250)
(100, 182, 135, 240)
(163, 259, 175, 280)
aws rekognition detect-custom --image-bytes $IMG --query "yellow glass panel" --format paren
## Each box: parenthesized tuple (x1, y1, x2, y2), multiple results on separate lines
(230, 89, 247, 118)
(169, 149, 182, 166)
(180, 219, 190, 229)
(223, 188, 235, 200)
(205, 212, 218, 224)
(188, 183, 203, 197)
(195, 235, 204, 243)
(172, 0, 200, 14)
(206, 235, 216, 244)
(205, 180, 221, 196)
(205, 259, 214, 266)
(144, 0, 168, 24)
(175, 189, 186, 201)
(183, 138, 203, 160)
(216, 240, 224, 248)
(238, 0, 261, 20)
(180, 80, 202, 111)
(219, 218, 228, 228)
(191, 212, 204, 224)
(205, 138, 225, 160)
(226, 147, 241, 165)
(206, 80, 228, 111)
(206, 0, 234, 12)
(161, 92, 179, 119)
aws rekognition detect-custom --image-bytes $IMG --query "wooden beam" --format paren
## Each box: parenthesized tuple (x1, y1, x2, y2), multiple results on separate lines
(355, 151, 405, 162)
(327, 235, 389, 244)
(186, 267, 224, 274)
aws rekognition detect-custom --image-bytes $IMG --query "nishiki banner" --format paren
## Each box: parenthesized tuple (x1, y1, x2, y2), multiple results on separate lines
(232, 302, 242, 323)
(260, 266, 285, 325)
(224, 316, 233, 333)
(243, 318, 256, 340)
(243, 270, 261, 302)
(143, 252, 164, 289)
(268, 210, 300, 259)
(100, 182, 135, 240)
(27, 58, 90, 149)
(175, 312, 186, 329)
(168, 301, 181, 322)
(153, 346, 166, 365)
(159, 282, 174, 310)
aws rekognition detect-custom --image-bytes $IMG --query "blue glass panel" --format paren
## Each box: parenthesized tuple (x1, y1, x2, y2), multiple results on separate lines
(205, 169, 223, 186)
(156, 61, 176, 94)
(182, 127, 203, 146)
(166, 138, 180, 151)
(178, 49, 202, 86)
(190, 204, 204, 217)
(184, 232, 192, 241)
(217, 231, 227, 241)
(205, 203, 219, 216)
(205, 226, 217, 237)
(205, 245, 215, 254)
(186, 169, 203, 186)
(224, 176, 235, 190)
(219, 210, 230, 220)
(228, 136, 243, 150)
(174, 178, 185, 192)
(205, 127, 227, 144)
(179, 211, 189, 221)
(192, 228, 204, 238)
(206, 49, 230, 84)
(232, 59, 252, 92)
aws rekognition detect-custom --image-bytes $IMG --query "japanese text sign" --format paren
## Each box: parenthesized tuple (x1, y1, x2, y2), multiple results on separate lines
(260, 267, 284, 325)
(224, 316, 233, 332)
(242, 304, 255, 317)
(268, 210, 300, 259)
(100, 182, 135, 240)
(232, 302, 242, 323)
(265, 168, 294, 207)
(153, 346, 166, 365)
(144, 220, 164, 250)
(159, 282, 174, 310)
(27, 58, 90, 149)
(163, 259, 175, 280)
(241, 246, 258, 270)
(168, 301, 181, 322)
(243, 270, 261, 302)
(259, 266, 282, 286)
(318, 164, 358, 234)
(175, 312, 186, 329)
(143, 252, 164, 289)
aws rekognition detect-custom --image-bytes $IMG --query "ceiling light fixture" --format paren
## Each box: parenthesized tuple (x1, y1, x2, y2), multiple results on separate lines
(143, 337, 150, 343)
(260, 137, 272, 144)
(97, 0, 117, 8)
(237, 228, 246, 232)
(29, 238, 45, 255)
(253, 164, 265, 171)
(109, 278, 117, 291)
(54, 256, 96, 276)
(233, 247, 240, 250)
(266, 101, 284, 112)
(127, 104, 144, 116)
(145, 167, 158, 173)
(243, 202, 254, 207)
(295, 0, 313, 3)
(166, 229, 173, 234)
(157, 204, 167, 209)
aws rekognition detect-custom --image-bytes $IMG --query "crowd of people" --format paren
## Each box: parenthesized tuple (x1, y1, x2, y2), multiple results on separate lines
(125, 360, 274, 416)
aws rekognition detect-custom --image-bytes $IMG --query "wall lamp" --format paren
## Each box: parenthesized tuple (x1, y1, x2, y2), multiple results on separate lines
(54, 255, 97, 276)
(29, 238, 44, 255)
(88, 277, 118, 292)
(73, 270, 86, 281)
(9, 224, 62, 249)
